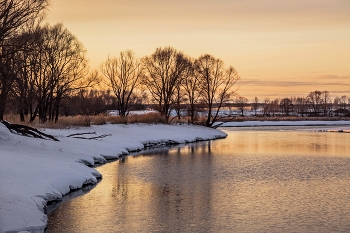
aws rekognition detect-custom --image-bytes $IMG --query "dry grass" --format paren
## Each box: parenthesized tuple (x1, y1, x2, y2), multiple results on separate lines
(2, 112, 167, 129)
(55, 116, 91, 128)
(2, 114, 19, 124)
(83, 113, 167, 125)
(133, 112, 167, 124)
(106, 116, 128, 124)
(90, 115, 107, 125)
(2, 114, 91, 129)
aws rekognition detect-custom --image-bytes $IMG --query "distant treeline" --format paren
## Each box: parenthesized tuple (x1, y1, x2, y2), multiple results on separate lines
(234, 91, 350, 117)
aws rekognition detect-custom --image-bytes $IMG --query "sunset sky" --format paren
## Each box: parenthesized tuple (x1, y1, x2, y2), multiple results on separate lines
(46, 0, 350, 100)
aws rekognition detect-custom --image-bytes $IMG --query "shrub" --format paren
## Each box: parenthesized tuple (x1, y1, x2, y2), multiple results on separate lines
(54, 116, 91, 128)
(128, 112, 167, 124)
(108, 116, 128, 124)
(91, 115, 107, 125)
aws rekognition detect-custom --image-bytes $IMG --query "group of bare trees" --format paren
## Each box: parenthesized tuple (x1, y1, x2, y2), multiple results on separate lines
(0, 0, 49, 121)
(248, 90, 350, 117)
(18, 23, 98, 123)
(1, 1, 242, 127)
(100, 47, 240, 127)
(0, 0, 100, 123)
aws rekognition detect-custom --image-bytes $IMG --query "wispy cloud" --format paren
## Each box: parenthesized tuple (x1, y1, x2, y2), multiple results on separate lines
(315, 75, 350, 81)
(240, 75, 350, 87)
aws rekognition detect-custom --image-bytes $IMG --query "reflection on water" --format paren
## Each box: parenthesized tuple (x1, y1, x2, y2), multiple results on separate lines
(48, 127, 350, 232)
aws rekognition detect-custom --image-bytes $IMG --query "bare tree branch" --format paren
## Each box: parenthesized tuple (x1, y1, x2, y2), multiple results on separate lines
(100, 50, 142, 117)
(1, 120, 59, 141)
(141, 47, 191, 122)
(67, 132, 96, 137)
(71, 134, 111, 140)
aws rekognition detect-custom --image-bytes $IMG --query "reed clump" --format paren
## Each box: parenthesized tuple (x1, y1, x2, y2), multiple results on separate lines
(128, 112, 167, 124)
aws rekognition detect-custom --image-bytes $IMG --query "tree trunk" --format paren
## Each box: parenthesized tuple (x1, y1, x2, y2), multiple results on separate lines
(19, 111, 25, 122)
(0, 89, 8, 121)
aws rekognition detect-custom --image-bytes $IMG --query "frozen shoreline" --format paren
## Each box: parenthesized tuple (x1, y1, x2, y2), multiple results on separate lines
(0, 124, 226, 233)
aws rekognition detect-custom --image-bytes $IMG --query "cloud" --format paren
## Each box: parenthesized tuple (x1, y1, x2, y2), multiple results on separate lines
(315, 75, 350, 81)
(239, 75, 350, 88)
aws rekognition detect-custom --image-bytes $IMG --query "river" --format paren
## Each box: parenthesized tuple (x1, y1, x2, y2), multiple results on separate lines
(47, 126, 350, 232)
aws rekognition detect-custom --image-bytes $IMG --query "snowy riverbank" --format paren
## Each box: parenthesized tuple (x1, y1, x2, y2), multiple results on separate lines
(2, 120, 350, 232)
(0, 124, 226, 233)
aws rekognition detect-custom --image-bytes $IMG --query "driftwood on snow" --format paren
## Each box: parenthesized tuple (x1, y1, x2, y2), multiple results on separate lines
(69, 134, 112, 140)
(67, 132, 96, 137)
(1, 121, 59, 141)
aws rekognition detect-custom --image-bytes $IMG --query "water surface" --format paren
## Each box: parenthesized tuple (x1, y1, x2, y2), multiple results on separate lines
(48, 126, 350, 232)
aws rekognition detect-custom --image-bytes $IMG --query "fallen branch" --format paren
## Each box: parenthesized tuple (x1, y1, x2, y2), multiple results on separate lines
(1, 121, 59, 141)
(71, 134, 112, 140)
(211, 115, 237, 129)
(211, 122, 225, 129)
(67, 132, 96, 137)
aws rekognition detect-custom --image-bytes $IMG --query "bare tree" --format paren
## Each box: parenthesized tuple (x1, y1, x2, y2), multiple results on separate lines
(195, 54, 240, 127)
(235, 96, 248, 117)
(279, 98, 293, 116)
(0, 0, 49, 120)
(142, 46, 191, 122)
(13, 23, 93, 123)
(333, 96, 341, 116)
(253, 96, 259, 116)
(0, 0, 48, 41)
(270, 98, 280, 117)
(307, 90, 323, 116)
(41, 23, 90, 123)
(262, 98, 270, 116)
(100, 50, 142, 117)
(321, 91, 331, 116)
(295, 97, 307, 116)
(173, 84, 186, 121)
(341, 95, 347, 110)
(8, 30, 41, 122)
(182, 61, 201, 124)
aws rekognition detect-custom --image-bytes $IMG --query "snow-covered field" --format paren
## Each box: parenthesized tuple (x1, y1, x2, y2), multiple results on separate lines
(0, 123, 226, 233)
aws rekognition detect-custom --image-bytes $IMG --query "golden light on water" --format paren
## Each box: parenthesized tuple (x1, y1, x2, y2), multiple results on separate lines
(48, 129, 350, 232)
(220, 129, 350, 157)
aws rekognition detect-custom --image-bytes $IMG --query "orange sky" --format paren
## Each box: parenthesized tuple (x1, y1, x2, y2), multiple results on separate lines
(46, 0, 350, 100)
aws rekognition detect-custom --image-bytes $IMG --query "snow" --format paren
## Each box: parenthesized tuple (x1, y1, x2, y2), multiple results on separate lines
(107, 109, 158, 116)
(0, 123, 226, 232)
(218, 120, 350, 127)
